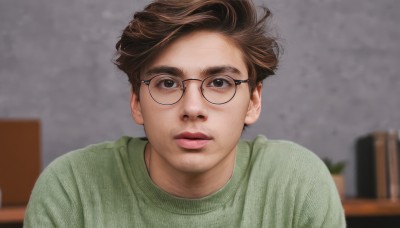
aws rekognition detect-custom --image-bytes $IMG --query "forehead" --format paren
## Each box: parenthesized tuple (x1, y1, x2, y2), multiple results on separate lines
(145, 30, 248, 78)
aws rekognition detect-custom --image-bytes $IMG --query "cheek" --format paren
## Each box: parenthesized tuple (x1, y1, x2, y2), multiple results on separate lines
(142, 113, 167, 143)
(229, 92, 251, 119)
(141, 105, 175, 133)
(139, 92, 161, 122)
(217, 101, 249, 130)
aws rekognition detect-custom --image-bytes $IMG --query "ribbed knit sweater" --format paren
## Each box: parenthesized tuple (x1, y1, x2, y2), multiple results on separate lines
(24, 135, 345, 227)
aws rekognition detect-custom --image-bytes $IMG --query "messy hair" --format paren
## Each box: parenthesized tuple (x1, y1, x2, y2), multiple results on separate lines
(114, 0, 280, 94)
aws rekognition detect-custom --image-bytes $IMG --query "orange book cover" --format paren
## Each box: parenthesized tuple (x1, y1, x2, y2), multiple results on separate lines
(0, 119, 41, 206)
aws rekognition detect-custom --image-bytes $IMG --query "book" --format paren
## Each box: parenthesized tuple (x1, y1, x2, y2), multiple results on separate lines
(356, 132, 388, 199)
(0, 119, 41, 206)
(387, 130, 399, 201)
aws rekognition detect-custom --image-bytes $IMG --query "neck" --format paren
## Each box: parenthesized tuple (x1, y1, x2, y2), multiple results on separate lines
(145, 146, 236, 199)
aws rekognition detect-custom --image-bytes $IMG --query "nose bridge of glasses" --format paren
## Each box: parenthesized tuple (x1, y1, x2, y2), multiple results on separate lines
(181, 78, 204, 91)
(182, 78, 203, 84)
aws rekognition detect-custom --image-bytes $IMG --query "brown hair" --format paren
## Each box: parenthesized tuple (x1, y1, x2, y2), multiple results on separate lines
(114, 0, 280, 94)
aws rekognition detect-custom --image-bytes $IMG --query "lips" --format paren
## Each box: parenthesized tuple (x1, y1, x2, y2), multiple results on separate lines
(174, 132, 212, 150)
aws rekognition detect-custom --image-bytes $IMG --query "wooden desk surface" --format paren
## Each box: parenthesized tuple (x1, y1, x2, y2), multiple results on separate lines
(0, 207, 25, 223)
(344, 199, 400, 217)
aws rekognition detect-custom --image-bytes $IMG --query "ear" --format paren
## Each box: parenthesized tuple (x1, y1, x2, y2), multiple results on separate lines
(130, 91, 144, 125)
(244, 83, 262, 125)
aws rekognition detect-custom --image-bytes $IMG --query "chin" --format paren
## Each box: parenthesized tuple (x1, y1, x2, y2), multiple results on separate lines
(175, 156, 216, 174)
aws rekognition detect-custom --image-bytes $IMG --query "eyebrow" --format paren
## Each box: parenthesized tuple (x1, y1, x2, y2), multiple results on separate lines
(144, 65, 243, 78)
(201, 66, 242, 77)
(144, 66, 184, 78)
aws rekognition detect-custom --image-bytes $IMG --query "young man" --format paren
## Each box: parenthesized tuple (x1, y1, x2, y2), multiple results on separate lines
(25, 0, 345, 227)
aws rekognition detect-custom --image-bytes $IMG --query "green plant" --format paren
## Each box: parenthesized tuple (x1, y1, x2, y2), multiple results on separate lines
(322, 158, 346, 175)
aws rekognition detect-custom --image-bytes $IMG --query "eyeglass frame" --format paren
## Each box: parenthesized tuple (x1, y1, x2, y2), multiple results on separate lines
(140, 75, 249, 105)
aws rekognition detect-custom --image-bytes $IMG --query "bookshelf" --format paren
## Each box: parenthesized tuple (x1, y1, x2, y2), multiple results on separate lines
(344, 199, 400, 227)
(0, 206, 25, 224)
(344, 199, 400, 217)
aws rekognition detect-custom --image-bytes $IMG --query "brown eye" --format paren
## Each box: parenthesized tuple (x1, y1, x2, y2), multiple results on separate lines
(206, 76, 233, 88)
(152, 75, 181, 89)
(162, 79, 176, 88)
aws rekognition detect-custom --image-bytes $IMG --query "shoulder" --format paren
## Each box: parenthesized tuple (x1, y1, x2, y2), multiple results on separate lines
(34, 136, 146, 193)
(25, 136, 145, 226)
(47, 136, 136, 172)
(240, 135, 328, 180)
(239, 135, 345, 227)
(239, 135, 336, 206)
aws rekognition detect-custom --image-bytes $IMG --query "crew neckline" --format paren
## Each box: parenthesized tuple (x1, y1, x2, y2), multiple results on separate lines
(125, 137, 251, 214)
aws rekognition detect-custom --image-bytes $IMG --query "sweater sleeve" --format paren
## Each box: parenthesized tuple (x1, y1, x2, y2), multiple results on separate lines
(298, 168, 346, 228)
(24, 156, 83, 228)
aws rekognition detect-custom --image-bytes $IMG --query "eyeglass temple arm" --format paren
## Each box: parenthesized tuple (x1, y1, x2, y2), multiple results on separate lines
(141, 80, 150, 85)
(234, 79, 249, 85)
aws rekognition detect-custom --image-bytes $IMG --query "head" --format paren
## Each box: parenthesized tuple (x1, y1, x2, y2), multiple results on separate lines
(114, 0, 280, 96)
(112, 0, 281, 180)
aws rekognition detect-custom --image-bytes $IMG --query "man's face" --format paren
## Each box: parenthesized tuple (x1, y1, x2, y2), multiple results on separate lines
(131, 30, 262, 174)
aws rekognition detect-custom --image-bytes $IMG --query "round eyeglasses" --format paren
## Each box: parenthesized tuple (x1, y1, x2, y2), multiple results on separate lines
(140, 74, 249, 105)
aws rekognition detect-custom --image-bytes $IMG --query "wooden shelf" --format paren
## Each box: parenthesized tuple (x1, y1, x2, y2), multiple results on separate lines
(344, 199, 400, 217)
(0, 206, 25, 223)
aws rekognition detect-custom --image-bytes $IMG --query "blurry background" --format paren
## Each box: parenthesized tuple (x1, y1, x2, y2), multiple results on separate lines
(0, 0, 399, 197)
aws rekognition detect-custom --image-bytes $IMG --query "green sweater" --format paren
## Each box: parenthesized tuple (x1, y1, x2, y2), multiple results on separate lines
(24, 135, 345, 227)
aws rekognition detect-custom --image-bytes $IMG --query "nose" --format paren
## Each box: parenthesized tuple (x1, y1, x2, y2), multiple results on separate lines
(179, 80, 208, 121)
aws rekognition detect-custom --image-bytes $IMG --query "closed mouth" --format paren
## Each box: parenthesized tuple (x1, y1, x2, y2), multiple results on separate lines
(174, 132, 212, 149)
(174, 132, 212, 140)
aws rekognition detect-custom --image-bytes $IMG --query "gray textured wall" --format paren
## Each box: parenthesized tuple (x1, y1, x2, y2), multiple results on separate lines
(1, 0, 399, 197)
